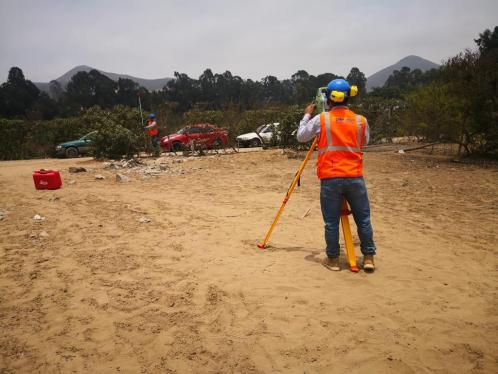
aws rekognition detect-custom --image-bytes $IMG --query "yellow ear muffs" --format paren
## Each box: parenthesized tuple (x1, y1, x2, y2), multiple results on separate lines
(350, 85, 358, 97)
(330, 90, 345, 102)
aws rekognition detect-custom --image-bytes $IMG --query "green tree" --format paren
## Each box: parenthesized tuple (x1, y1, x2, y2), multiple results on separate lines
(391, 25, 498, 157)
(314, 73, 340, 90)
(347, 67, 367, 94)
(116, 78, 145, 107)
(66, 70, 117, 111)
(475, 26, 498, 55)
(48, 80, 63, 101)
(0, 67, 41, 117)
(403, 83, 463, 143)
(291, 70, 313, 104)
(29, 92, 59, 120)
(165, 72, 200, 112)
(262, 75, 285, 104)
(199, 68, 216, 105)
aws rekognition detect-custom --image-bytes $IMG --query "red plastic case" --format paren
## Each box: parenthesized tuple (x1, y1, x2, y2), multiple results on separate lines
(33, 169, 62, 190)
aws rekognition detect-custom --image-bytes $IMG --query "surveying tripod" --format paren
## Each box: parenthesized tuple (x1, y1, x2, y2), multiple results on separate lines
(257, 87, 359, 272)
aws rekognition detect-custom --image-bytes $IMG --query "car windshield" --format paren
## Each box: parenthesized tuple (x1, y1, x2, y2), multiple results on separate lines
(257, 123, 279, 134)
(256, 124, 266, 133)
(261, 124, 276, 133)
(80, 131, 97, 140)
(177, 128, 187, 134)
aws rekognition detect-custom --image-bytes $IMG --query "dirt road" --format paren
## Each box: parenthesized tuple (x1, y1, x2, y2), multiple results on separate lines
(1, 149, 497, 373)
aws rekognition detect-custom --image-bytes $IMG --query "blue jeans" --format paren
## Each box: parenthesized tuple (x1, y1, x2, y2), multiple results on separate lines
(320, 177, 376, 258)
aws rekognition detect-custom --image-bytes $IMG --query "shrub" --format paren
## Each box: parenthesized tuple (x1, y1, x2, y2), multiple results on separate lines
(90, 117, 139, 159)
(0, 105, 143, 160)
(277, 106, 303, 149)
(0, 117, 87, 160)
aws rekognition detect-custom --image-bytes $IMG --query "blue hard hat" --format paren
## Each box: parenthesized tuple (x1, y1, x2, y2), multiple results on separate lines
(149, 113, 156, 119)
(326, 79, 350, 94)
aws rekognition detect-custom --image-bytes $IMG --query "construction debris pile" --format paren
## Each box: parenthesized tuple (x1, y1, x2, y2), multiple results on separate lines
(102, 159, 174, 177)
(99, 157, 208, 178)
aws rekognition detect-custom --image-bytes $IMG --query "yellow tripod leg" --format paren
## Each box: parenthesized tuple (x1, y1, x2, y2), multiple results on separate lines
(340, 200, 359, 272)
(257, 138, 318, 249)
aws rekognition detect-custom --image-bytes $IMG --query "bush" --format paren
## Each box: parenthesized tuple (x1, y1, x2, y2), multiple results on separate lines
(0, 117, 87, 160)
(183, 109, 224, 126)
(277, 106, 303, 149)
(90, 115, 139, 159)
(0, 105, 143, 160)
(351, 97, 406, 143)
(0, 119, 26, 159)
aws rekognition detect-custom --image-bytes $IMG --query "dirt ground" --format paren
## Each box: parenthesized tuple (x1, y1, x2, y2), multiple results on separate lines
(0, 148, 497, 373)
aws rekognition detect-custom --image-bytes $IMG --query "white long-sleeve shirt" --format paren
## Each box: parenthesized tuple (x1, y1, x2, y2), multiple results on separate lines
(297, 107, 370, 145)
(145, 120, 157, 130)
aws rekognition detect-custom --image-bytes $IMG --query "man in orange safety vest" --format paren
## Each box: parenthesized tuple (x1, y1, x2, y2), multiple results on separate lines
(145, 113, 161, 157)
(297, 79, 376, 272)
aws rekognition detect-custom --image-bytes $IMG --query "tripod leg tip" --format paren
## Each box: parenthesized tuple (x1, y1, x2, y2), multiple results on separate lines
(350, 265, 359, 273)
(257, 243, 265, 249)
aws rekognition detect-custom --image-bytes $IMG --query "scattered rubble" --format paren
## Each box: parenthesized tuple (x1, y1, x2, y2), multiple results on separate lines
(98, 157, 205, 178)
(68, 180, 76, 185)
(95, 175, 105, 180)
(138, 217, 151, 224)
(102, 162, 118, 170)
(102, 159, 171, 178)
(104, 159, 144, 170)
(69, 167, 87, 173)
(39, 231, 50, 238)
(33, 214, 45, 221)
(0, 210, 5, 221)
(115, 173, 130, 183)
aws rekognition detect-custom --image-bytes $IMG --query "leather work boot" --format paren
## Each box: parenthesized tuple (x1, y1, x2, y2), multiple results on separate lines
(363, 255, 375, 273)
(322, 257, 341, 271)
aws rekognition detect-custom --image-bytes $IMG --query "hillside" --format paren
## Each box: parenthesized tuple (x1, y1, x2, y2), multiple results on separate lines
(366, 55, 440, 91)
(34, 65, 171, 92)
(33, 57, 439, 94)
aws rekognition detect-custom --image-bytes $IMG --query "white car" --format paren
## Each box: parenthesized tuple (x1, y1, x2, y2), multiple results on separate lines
(236, 123, 280, 147)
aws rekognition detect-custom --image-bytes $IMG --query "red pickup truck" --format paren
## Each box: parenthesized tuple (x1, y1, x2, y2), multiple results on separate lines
(160, 124, 228, 152)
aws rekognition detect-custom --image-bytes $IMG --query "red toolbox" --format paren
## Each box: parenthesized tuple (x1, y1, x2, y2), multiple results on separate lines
(33, 169, 62, 190)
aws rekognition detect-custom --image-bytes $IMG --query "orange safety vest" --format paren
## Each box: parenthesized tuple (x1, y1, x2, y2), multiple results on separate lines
(317, 107, 367, 179)
(147, 120, 158, 136)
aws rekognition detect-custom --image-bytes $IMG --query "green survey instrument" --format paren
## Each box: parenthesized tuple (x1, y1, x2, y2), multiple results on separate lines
(316, 87, 328, 112)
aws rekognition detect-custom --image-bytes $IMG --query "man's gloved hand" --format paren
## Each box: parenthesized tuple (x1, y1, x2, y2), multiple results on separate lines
(304, 103, 315, 115)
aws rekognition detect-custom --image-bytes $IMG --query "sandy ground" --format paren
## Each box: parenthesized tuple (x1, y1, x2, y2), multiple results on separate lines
(0, 148, 497, 373)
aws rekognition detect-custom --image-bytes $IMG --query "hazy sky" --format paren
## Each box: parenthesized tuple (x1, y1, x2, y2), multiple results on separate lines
(1, 0, 497, 83)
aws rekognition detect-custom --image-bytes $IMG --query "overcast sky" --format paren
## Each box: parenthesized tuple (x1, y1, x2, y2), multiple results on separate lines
(1, 0, 497, 83)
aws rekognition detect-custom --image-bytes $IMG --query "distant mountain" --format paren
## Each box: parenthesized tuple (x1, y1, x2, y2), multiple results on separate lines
(366, 55, 440, 91)
(34, 65, 172, 92)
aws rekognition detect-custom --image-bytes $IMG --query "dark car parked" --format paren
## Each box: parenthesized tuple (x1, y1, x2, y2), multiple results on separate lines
(55, 131, 96, 158)
(160, 124, 228, 152)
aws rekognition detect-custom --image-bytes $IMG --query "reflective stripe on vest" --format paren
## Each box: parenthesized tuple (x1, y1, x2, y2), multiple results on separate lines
(147, 121, 158, 136)
(318, 114, 363, 154)
(316, 109, 365, 179)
